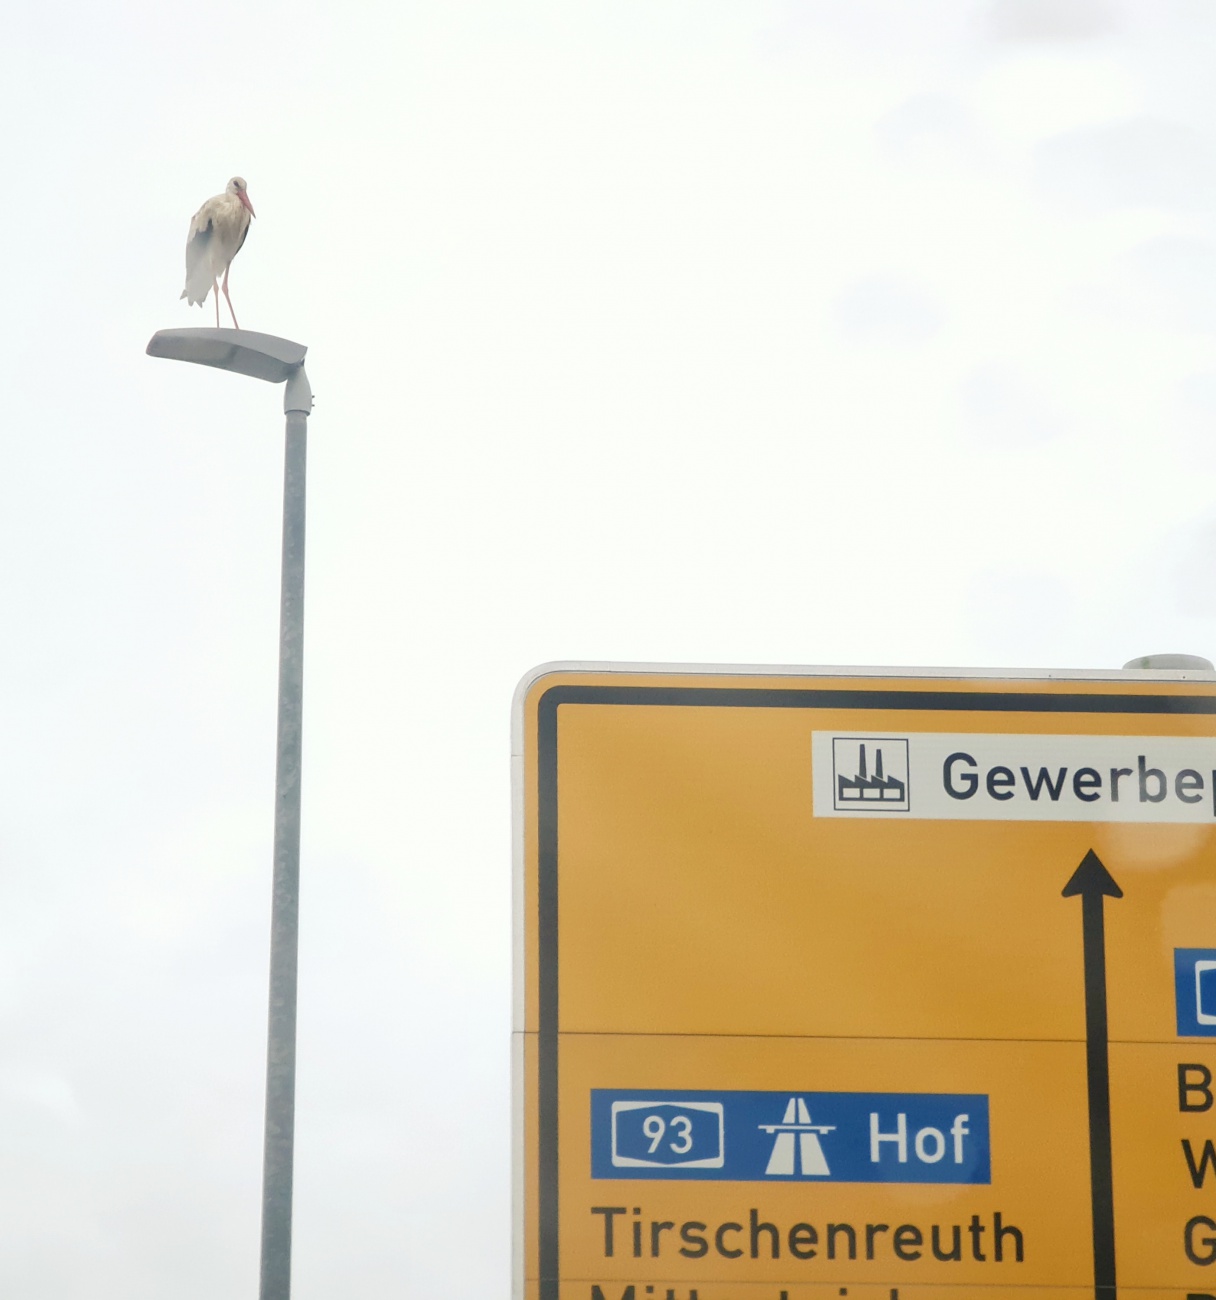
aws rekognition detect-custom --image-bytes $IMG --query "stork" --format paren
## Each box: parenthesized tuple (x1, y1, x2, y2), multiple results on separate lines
(180, 177, 256, 329)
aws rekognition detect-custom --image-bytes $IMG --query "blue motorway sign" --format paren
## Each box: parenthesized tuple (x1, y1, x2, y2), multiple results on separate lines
(591, 1089, 990, 1184)
(1175, 948, 1216, 1037)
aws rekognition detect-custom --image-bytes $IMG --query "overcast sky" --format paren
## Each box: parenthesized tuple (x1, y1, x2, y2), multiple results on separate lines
(3, 0, 1216, 1296)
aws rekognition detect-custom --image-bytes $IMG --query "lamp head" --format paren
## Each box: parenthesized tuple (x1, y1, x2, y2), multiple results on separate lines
(146, 328, 306, 383)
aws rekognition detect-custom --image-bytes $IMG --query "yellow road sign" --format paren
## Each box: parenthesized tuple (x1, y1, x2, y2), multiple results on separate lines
(513, 665, 1216, 1300)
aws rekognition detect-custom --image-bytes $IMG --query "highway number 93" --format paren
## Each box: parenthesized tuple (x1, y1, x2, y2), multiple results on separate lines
(609, 1101, 725, 1169)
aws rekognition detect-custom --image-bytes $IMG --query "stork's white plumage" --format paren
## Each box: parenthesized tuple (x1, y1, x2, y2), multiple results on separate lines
(181, 177, 256, 329)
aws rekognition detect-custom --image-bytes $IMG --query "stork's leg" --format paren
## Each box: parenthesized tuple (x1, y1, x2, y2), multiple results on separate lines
(213, 278, 220, 329)
(221, 266, 240, 330)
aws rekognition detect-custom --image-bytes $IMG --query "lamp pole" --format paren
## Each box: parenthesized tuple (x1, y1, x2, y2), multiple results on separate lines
(261, 362, 312, 1300)
(146, 328, 314, 1300)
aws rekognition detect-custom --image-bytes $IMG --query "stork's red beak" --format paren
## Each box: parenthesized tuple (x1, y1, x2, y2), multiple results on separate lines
(240, 191, 256, 218)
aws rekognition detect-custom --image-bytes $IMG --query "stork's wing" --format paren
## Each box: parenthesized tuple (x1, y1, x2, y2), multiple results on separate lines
(180, 208, 216, 305)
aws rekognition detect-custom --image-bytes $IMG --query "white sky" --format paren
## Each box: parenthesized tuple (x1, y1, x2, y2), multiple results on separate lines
(3, 0, 1216, 1295)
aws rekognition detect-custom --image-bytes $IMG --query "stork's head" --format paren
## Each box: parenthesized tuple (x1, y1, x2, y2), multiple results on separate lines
(227, 176, 256, 218)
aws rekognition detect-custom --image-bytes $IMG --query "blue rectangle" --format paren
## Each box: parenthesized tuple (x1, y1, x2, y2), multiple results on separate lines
(1176, 948, 1216, 1036)
(591, 1089, 990, 1184)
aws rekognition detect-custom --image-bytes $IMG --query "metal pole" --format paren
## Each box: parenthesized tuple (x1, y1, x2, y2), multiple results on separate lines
(259, 365, 312, 1300)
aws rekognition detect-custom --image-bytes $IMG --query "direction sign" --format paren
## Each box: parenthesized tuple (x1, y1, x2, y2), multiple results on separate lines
(513, 664, 1216, 1300)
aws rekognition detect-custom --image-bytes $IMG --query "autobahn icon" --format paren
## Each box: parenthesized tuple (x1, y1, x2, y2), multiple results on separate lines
(759, 1097, 834, 1176)
(832, 737, 909, 811)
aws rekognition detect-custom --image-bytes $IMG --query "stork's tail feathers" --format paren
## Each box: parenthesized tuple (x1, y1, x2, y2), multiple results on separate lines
(181, 239, 214, 306)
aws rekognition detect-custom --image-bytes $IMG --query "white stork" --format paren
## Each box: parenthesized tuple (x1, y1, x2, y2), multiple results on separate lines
(181, 177, 256, 329)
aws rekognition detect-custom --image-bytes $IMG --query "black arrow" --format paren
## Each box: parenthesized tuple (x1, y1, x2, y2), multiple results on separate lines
(1062, 849, 1123, 1300)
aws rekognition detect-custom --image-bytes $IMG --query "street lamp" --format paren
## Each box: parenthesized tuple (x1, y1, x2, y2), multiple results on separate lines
(146, 326, 313, 1300)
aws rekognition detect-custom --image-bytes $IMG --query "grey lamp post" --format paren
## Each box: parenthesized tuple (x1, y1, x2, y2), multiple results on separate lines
(146, 327, 313, 1300)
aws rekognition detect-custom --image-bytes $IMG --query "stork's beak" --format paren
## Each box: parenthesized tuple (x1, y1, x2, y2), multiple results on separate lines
(240, 191, 256, 218)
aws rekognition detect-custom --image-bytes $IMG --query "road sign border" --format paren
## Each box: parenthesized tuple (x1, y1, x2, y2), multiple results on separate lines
(512, 663, 1216, 1300)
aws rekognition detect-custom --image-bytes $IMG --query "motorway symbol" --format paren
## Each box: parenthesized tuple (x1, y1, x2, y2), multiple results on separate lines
(759, 1097, 833, 1176)
(1062, 849, 1123, 1300)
